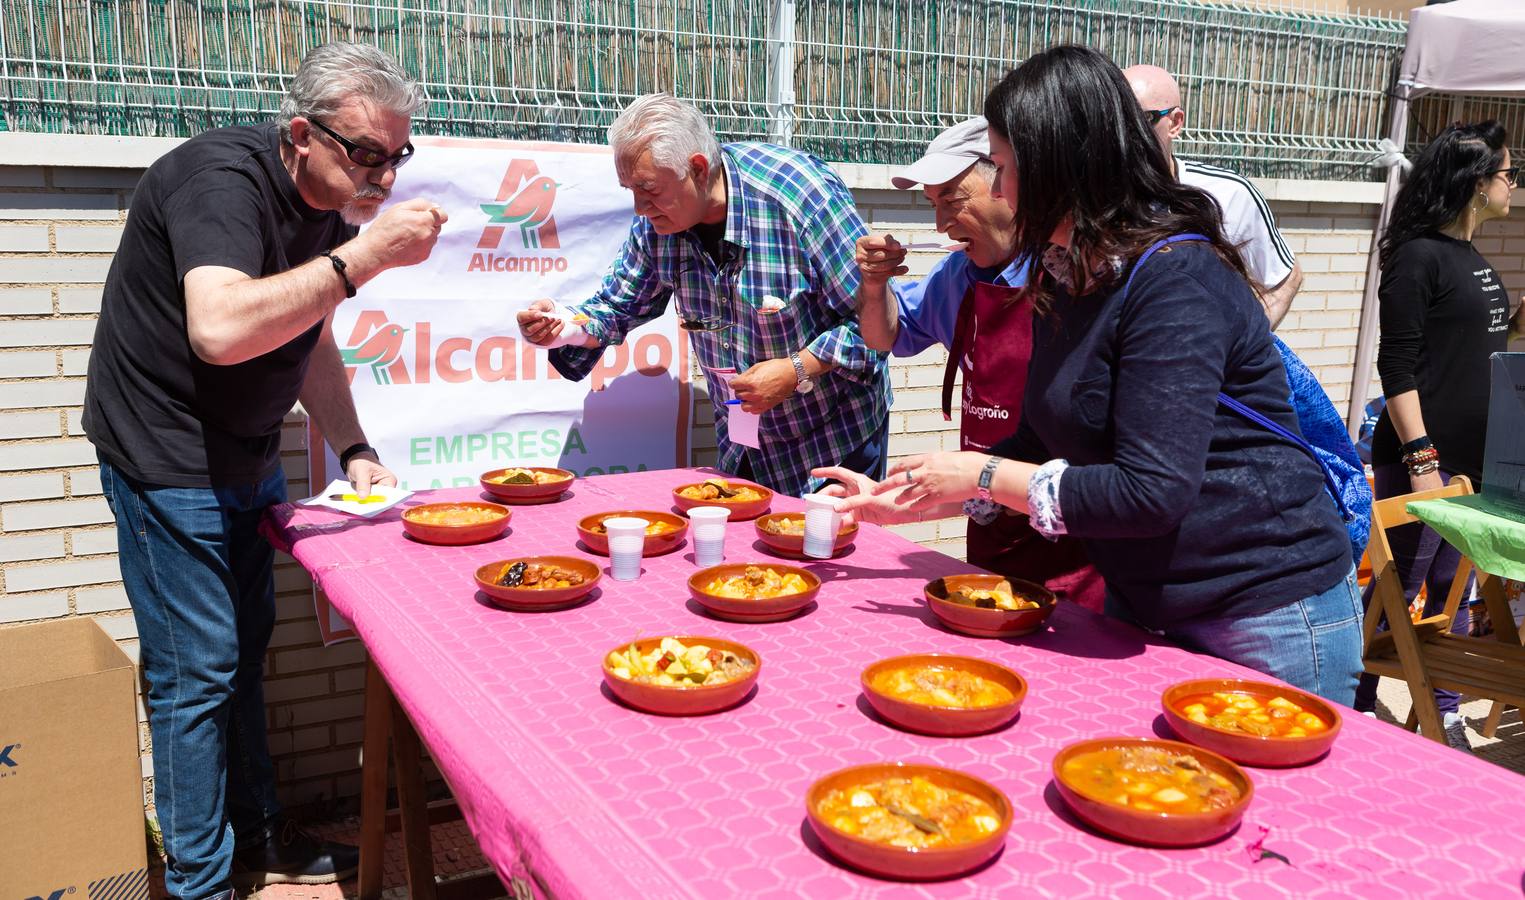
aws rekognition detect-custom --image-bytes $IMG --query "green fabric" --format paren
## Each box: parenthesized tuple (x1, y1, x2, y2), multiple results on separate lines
(1406, 495, 1525, 581)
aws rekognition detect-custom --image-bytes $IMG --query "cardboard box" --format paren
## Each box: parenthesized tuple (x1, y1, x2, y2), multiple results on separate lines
(0, 618, 148, 900)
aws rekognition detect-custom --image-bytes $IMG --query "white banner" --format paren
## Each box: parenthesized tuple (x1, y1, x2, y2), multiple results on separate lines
(309, 136, 690, 643)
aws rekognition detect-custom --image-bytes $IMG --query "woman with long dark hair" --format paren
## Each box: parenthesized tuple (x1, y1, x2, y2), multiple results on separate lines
(821, 45, 1361, 703)
(1355, 121, 1519, 746)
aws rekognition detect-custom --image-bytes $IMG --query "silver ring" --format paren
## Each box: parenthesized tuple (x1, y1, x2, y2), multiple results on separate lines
(905, 470, 915, 486)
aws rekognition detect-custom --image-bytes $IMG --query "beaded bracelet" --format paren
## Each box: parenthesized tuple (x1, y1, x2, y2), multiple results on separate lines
(1408, 460, 1440, 476)
(1402, 446, 1439, 467)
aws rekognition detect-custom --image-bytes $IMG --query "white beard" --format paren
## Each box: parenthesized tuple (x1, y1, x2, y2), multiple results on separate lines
(340, 187, 389, 226)
(339, 201, 379, 226)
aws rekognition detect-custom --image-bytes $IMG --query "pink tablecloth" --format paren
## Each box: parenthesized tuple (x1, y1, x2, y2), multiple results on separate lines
(265, 468, 1525, 899)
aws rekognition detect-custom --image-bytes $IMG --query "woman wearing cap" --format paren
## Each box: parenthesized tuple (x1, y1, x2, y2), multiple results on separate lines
(823, 45, 1361, 704)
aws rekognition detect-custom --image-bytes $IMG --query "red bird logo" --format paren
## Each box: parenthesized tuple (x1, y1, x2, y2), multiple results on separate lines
(480, 175, 560, 249)
(477, 159, 563, 250)
(340, 323, 408, 385)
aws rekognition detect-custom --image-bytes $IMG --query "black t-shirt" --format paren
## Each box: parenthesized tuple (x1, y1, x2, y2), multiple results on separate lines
(690, 220, 728, 264)
(82, 124, 355, 487)
(1372, 233, 1510, 484)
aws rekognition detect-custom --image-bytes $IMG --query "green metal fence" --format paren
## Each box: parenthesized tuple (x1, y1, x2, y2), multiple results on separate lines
(0, 0, 1494, 181)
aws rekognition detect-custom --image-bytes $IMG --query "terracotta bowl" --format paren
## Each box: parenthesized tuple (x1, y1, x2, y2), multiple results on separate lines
(576, 510, 689, 556)
(474, 556, 601, 611)
(670, 480, 774, 520)
(860, 654, 1027, 737)
(1051, 737, 1254, 847)
(805, 762, 1012, 881)
(601, 636, 760, 716)
(401, 502, 511, 545)
(924, 574, 1056, 638)
(1161, 678, 1343, 768)
(753, 513, 858, 559)
(687, 563, 821, 622)
(478, 467, 575, 504)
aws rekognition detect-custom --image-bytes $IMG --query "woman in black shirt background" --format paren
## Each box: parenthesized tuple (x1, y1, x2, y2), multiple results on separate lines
(1357, 121, 1522, 745)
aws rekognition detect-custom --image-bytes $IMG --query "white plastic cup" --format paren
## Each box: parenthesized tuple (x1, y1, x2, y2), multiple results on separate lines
(803, 493, 844, 559)
(686, 506, 731, 567)
(602, 516, 649, 581)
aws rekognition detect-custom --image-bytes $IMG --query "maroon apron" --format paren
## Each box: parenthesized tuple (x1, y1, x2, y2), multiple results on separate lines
(943, 281, 1105, 612)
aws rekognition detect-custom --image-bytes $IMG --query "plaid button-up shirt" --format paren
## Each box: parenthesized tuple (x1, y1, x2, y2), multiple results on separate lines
(550, 143, 891, 496)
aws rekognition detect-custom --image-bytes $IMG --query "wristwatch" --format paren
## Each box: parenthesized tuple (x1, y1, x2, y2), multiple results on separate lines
(976, 455, 1002, 501)
(790, 352, 815, 394)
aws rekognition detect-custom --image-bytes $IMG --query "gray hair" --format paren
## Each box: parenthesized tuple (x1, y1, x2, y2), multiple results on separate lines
(608, 93, 721, 178)
(970, 159, 997, 185)
(278, 42, 426, 143)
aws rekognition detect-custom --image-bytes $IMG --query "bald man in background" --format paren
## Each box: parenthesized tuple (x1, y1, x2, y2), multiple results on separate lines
(1125, 64, 1304, 327)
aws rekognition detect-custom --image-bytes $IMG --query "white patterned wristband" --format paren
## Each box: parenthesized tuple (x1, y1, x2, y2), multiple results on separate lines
(1027, 458, 1070, 539)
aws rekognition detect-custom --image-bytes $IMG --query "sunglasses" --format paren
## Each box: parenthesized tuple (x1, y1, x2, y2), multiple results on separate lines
(309, 118, 414, 170)
(1144, 106, 1179, 125)
(1495, 165, 1520, 187)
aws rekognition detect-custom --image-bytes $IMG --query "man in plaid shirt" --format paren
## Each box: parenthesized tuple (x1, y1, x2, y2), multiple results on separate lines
(518, 93, 891, 496)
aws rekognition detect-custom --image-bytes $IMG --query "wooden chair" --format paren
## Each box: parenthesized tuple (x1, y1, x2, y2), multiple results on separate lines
(1360, 475, 1525, 744)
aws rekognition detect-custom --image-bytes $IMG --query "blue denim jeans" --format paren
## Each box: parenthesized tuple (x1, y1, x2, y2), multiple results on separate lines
(100, 457, 285, 899)
(1110, 568, 1365, 706)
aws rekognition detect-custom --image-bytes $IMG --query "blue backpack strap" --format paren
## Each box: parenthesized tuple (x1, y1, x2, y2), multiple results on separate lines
(1121, 233, 1210, 298)
(1122, 233, 1356, 526)
(1215, 392, 1355, 523)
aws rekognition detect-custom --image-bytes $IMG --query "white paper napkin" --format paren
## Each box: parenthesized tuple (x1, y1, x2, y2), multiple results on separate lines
(299, 478, 413, 518)
(727, 403, 762, 449)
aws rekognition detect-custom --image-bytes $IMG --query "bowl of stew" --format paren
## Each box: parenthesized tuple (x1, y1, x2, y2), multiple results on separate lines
(754, 512, 858, 558)
(671, 478, 773, 520)
(806, 762, 1012, 880)
(860, 654, 1026, 736)
(479, 466, 575, 503)
(923, 574, 1056, 638)
(602, 636, 760, 716)
(1052, 737, 1253, 846)
(1161, 678, 1342, 767)
(474, 556, 601, 610)
(401, 501, 511, 545)
(687, 563, 821, 622)
(576, 510, 688, 556)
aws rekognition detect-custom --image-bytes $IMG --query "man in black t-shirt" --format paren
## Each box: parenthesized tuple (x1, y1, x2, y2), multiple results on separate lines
(83, 42, 447, 896)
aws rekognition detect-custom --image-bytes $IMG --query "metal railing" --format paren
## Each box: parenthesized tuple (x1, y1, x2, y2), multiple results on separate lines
(0, 0, 1452, 180)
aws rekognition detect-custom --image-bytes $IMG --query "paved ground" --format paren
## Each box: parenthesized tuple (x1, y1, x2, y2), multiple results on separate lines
(1373, 675, 1525, 771)
(148, 818, 498, 900)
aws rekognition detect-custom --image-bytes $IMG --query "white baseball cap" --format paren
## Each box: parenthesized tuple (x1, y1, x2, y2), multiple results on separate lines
(891, 117, 992, 190)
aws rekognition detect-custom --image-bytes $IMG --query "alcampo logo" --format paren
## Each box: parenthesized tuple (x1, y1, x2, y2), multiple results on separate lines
(340, 322, 408, 385)
(340, 310, 677, 392)
(479, 159, 560, 249)
(470, 159, 571, 276)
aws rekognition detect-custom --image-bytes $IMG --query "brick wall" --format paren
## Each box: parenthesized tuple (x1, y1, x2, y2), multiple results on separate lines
(3, 147, 1522, 818)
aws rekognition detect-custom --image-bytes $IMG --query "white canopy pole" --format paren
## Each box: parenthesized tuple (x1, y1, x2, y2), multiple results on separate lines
(1345, 90, 1411, 438)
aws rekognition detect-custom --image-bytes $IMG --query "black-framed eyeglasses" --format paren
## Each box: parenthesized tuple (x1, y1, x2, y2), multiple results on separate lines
(1144, 106, 1179, 125)
(1495, 165, 1519, 187)
(309, 118, 414, 170)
